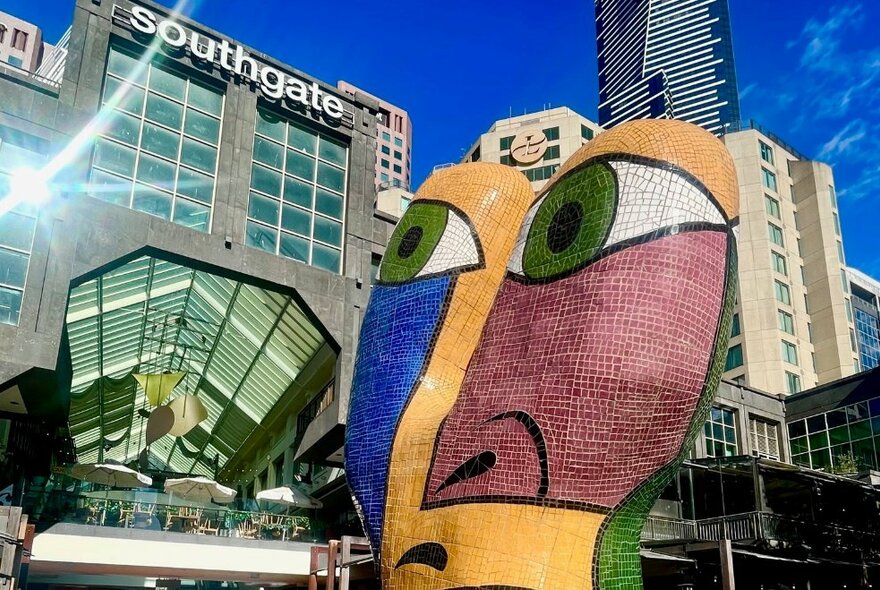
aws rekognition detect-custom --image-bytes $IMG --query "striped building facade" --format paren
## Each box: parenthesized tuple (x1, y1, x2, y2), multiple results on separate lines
(596, 0, 741, 135)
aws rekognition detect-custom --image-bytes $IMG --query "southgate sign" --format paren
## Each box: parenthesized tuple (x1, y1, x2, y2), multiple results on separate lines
(127, 5, 346, 120)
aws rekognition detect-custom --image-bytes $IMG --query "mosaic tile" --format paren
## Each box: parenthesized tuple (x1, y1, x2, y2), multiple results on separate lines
(346, 119, 739, 590)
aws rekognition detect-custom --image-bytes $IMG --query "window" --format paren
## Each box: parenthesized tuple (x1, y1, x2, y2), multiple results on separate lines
(837, 241, 845, 264)
(775, 280, 791, 305)
(759, 141, 775, 165)
(381, 145, 390, 155)
(771, 251, 788, 276)
(768, 223, 784, 246)
(393, 150, 402, 160)
(804, 293, 810, 313)
(750, 418, 780, 460)
(793, 211, 799, 230)
(6, 55, 23, 68)
(381, 131, 391, 141)
(807, 322, 813, 343)
(724, 344, 743, 371)
(543, 145, 560, 161)
(829, 184, 837, 208)
(855, 308, 880, 370)
(246, 107, 348, 274)
(846, 298, 853, 323)
(705, 406, 737, 457)
(842, 271, 849, 294)
(849, 327, 858, 353)
(800, 266, 807, 285)
(380, 159, 389, 169)
(470, 146, 480, 162)
(0, 24, 6, 44)
(762, 168, 778, 192)
(812, 352, 817, 372)
(785, 371, 801, 394)
(90, 46, 223, 233)
(400, 196, 411, 212)
(581, 125, 594, 140)
(394, 137, 403, 147)
(730, 313, 741, 337)
(499, 136, 514, 150)
(765, 195, 780, 218)
(781, 340, 798, 365)
(11, 29, 28, 51)
(778, 310, 795, 335)
(797, 238, 803, 257)
(393, 164, 402, 174)
(543, 127, 560, 141)
(499, 154, 514, 166)
(0, 127, 46, 326)
(522, 164, 559, 182)
(833, 212, 841, 236)
(379, 172, 389, 182)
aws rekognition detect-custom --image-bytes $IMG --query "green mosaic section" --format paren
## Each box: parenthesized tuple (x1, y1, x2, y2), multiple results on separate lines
(596, 240, 738, 590)
(380, 203, 449, 283)
(523, 162, 617, 280)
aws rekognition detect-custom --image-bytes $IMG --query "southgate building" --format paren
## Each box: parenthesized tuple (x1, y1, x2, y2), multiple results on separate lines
(595, 0, 741, 134)
(0, 0, 396, 586)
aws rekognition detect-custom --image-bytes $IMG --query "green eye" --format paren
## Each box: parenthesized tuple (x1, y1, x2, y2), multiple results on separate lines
(380, 203, 450, 283)
(521, 162, 617, 280)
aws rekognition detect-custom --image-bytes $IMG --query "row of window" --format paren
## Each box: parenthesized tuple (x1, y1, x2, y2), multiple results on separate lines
(703, 406, 781, 461)
(499, 144, 561, 166)
(0, 24, 28, 51)
(789, 397, 880, 472)
(379, 131, 405, 149)
(499, 126, 560, 150)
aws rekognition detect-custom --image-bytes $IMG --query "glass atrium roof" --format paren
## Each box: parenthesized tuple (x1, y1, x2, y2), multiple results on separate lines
(65, 256, 327, 475)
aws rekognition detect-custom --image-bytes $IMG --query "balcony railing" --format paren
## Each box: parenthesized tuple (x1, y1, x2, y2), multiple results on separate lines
(640, 515, 697, 542)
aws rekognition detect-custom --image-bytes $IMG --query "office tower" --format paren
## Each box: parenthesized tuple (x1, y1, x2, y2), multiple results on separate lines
(595, 0, 741, 135)
(338, 81, 412, 190)
(0, 10, 53, 73)
(848, 267, 880, 371)
(461, 106, 603, 191)
(721, 124, 857, 394)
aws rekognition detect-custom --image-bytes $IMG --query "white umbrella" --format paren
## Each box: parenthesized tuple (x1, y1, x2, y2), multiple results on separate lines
(164, 476, 236, 504)
(70, 463, 152, 488)
(256, 485, 322, 509)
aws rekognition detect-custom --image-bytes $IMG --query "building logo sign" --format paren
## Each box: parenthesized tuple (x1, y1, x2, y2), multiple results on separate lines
(510, 130, 548, 165)
(127, 5, 345, 120)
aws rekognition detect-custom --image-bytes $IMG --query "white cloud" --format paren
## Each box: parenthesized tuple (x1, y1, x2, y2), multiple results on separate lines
(818, 119, 867, 159)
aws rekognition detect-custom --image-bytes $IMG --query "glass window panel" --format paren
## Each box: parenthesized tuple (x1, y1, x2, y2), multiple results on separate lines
(288, 124, 317, 155)
(104, 109, 141, 146)
(176, 167, 214, 204)
(104, 77, 146, 115)
(188, 81, 223, 116)
(173, 197, 209, 232)
(136, 153, 175, 189)
(281, 204, 311, 236)
(312, 243, 341, 273)
(284, 175, 313, 207)
(0, 249, 29, 288)
(808, 431, 829, 450)
(94, 138, 137, 177)
(141, 122, 180, 160)
(852, 439, 876, 469)
(317, 162, 345, 193)
(788, 420, 806, 438)
(315, 188, 343, 219)
(319, 137, 346, 166)
(107, 49, 146, 85)
(0, 286, 23, 326)
(848, 402, 869, 422)
(245, 221, 277, 254)
(90, 169, 132, 206)
(286, 149, 315, 180)
(828, 425, 850, 445)
(255, 109, 286, 142)
(131, 183, 172, 220)
(810, 449, 831, 470)
(314, 216, 343, 246)
(279, 233, 309, 263)
(850, 419, 872, 440)
(807, 415, 826, 433)
(0, 211, 36, 251)
(184, 108, 220, 144)
(248, 192, 280, 225)
(254, 136, 284, 169)
(180, 138, 216, 174)
(826, 409, 848, 428)
(149, 66, 186, 100)
(722, 410, 734, 426)
(145, 93, 183, 129)
(790, 436, 808, 455)
(251, 163, 282, 196)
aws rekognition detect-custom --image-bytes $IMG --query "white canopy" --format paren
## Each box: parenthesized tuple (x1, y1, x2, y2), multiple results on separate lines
(70, 463, 152, 488)
(255, 485, 322, 509)
(164, 476, 236, 504)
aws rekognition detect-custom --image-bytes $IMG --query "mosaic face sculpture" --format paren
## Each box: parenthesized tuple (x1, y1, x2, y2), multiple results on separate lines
(346, 119, 739, 590)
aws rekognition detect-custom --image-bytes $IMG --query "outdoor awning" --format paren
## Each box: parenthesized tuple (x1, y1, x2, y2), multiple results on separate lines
(65, 255, 329, 475)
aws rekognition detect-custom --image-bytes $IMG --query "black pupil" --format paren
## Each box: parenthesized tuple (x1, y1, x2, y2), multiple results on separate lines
(398, 226, 424, 259)
(546, 201, 584, 254)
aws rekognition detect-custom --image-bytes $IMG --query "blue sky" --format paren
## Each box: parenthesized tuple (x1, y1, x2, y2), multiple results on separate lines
(4, 0, 879, 275)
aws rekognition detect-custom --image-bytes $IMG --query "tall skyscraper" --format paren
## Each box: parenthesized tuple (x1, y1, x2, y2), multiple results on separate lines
(595, 0, 741, 135)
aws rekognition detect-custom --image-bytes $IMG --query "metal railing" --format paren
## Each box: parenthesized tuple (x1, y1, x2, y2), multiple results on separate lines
(640, 515, 697, 541)
(721, 120, 811, 162)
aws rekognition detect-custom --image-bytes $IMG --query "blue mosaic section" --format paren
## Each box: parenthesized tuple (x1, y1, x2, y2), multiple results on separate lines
(345, 276, 451, 555)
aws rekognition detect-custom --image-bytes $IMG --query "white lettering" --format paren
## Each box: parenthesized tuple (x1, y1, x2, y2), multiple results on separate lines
(123, 5, 345, 119)
(129, 5, 157, 35)
(157, 20, 186, 48)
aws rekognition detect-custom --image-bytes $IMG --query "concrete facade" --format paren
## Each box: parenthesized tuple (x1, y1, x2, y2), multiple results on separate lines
(721, 125, 856, 394)
(338, 80, 412, 191)
(0, 0, 394, 476)
(461, 106, 603, 192)
(0, 10, 48, 73)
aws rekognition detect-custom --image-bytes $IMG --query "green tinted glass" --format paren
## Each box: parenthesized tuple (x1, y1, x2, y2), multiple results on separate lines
(380, 203, 448, 283)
